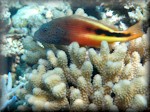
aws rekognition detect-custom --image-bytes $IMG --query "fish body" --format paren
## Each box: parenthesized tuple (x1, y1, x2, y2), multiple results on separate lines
(34, 15, 143, 47)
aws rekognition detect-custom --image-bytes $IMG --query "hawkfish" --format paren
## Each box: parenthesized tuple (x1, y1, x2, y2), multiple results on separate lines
(34, 15, 143, 47)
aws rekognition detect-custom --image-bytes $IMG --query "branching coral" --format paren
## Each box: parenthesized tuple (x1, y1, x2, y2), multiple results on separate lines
(21, 36, 62, 65)
(89, 41, 127, 83)
(16, 65, 69, 111)
(0, 72, 25, 111)
(21, 36, 47, 64)
(113, 76, 148, 110)
(127, 30, 150, 63)
(15, 38, 149, 111)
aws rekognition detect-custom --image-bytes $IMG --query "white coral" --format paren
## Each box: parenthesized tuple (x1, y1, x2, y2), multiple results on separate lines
(1, 38, 24, 57)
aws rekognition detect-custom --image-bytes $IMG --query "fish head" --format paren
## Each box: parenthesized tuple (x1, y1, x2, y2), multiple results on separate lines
(34, 22, 51, 43)
(34, 20, 68, 45)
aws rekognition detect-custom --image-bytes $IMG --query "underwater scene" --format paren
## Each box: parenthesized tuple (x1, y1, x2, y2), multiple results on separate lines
(0, 0, 150, 111)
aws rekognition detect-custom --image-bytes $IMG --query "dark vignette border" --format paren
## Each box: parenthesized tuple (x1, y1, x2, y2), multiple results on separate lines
(0, 0, 150, 111)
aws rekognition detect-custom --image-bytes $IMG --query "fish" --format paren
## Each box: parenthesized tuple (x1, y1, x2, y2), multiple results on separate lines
(33, 15, 143, 47)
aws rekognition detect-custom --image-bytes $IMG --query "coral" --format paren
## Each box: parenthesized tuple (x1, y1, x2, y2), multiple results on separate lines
(0, 72, 25, 111)
(0, 37, 24, 57)
(11, 5, 46, 37)
(96, 0, 149, 30)
(15, 39, 149, 111)
(113, 76, 148, 110)
(0, 74, 10, 110)
(0, 0, 11, 34)
(21, 36, 47, 64)
(16, 66, 69, 111)
(0, 35, 24, 75)
(89, 41, 127, 83)
(127, 30, 150, 63)
(127, 6, 143, 20)
(74, 8, 88, 17)
(21, 36, 60, 64)
(129, 94, 147, 111)
(12, 5, 45, 28)
(10, 2, 71, 36)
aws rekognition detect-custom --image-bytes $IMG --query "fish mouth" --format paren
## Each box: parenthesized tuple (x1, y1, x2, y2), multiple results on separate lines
(36, 41, 45, 48)
(33, 31, 39, 41)
(33, 32, 45, 48)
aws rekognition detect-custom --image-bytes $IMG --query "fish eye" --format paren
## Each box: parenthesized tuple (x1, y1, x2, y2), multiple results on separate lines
(42, 27, 48, 32)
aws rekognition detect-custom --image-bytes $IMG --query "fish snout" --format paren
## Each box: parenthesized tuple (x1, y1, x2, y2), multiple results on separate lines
(33, 30, 40, 41)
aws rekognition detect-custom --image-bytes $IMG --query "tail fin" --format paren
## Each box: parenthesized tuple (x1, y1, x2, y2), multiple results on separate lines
(124, 21, 144, 40)
(125, 21, 143, 34)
